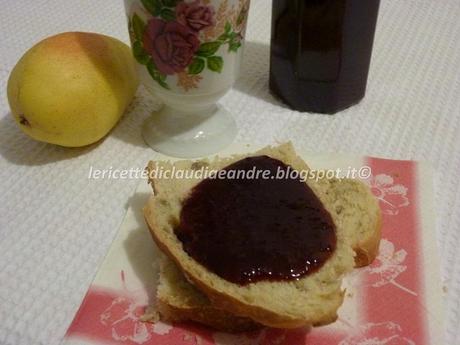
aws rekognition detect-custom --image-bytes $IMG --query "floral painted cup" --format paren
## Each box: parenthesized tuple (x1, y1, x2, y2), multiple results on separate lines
(125, 0, 250, 158)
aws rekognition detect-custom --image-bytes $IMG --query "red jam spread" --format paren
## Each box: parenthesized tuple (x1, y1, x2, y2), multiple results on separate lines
(174, 156, 336, 285)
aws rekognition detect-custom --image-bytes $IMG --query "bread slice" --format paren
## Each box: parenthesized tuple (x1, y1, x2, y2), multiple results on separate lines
(156, 255, 261, 332)
(152, 176, 381, 331)
(144, 143, 358, 328)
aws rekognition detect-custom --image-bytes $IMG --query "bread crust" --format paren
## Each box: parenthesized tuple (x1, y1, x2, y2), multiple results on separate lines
(353, 208, 382, 267)
(156, 298, 261, 332)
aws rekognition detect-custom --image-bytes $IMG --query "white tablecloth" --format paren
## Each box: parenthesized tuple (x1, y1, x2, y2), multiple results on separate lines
(1, 1, 459, 344)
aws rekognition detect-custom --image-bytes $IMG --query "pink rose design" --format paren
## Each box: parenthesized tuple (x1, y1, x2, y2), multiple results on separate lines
(143, 17, 200, 75)
(176, 0, 215, 32)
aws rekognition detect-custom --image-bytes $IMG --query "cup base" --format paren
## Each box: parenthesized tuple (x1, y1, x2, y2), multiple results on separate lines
(142, 104, 237, 158)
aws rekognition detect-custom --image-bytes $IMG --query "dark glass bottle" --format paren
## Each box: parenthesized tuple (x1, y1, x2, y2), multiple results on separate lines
(270, 0, 380, 114)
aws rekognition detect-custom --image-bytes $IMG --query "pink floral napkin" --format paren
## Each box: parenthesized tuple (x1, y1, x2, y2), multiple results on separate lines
(63, 149, 445, 345)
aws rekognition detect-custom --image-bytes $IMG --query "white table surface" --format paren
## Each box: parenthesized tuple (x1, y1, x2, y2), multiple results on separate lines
(1, 1, 459, 344)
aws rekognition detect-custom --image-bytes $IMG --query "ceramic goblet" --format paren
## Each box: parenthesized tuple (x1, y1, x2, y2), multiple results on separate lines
(125, 0, 250, 158)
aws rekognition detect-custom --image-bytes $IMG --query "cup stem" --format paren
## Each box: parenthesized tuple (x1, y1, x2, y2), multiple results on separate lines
(142, 103, 237, 158)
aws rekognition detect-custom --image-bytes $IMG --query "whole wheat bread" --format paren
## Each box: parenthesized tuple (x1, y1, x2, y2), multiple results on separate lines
(153, 176, 381, 330)
(143, 143, 376, 328)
